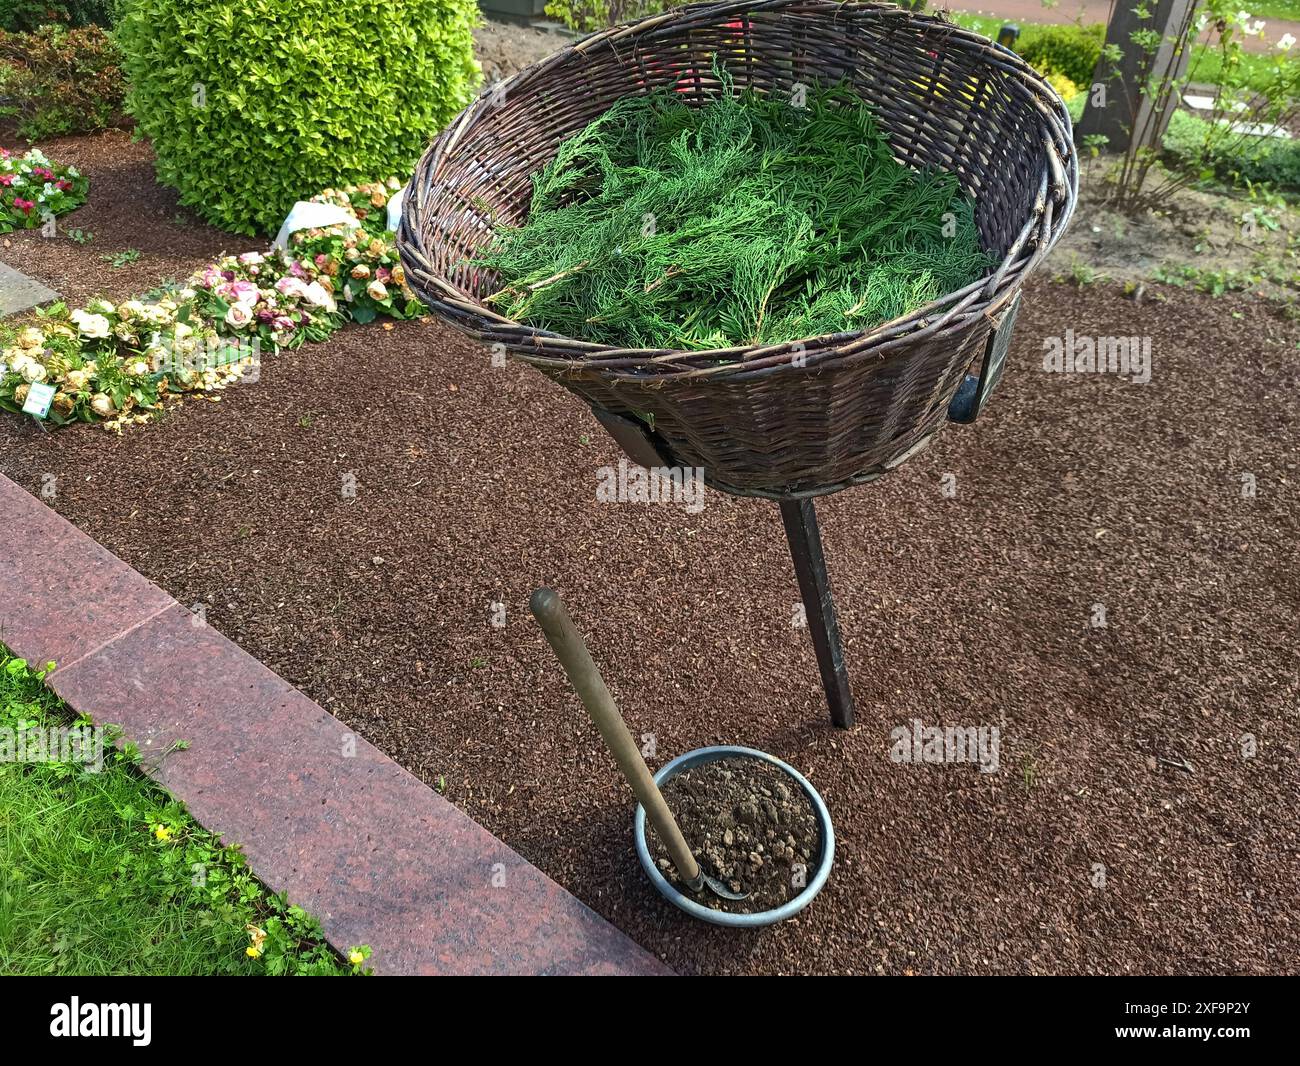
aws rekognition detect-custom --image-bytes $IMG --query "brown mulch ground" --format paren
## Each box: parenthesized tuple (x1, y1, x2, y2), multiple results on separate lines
(2, 134, 1298, 975)
(1, 130, 263, 306)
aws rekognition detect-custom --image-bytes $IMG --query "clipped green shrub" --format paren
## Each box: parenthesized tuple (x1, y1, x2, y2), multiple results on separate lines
(117, 0, 481, 235)
(1163, 109, 1300, 191)
(1016, 23, 1105, 87)
(0, 23, 126, 140)
(543, 0, 675, 33)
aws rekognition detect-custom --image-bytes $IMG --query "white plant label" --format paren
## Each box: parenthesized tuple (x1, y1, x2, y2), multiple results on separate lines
(22, 381, 56, 418)
(386, 188, 404, 232)
(271, 201, 358, 251)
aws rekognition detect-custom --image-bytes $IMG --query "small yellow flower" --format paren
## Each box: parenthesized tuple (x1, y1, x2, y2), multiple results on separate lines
(154, 824, 173, 841)
(348, 949, 365, 966)
(246, 945, 262, 958)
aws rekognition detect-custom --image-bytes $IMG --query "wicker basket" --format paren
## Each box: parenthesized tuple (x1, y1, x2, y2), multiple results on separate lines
(398, 0, 1077, 499)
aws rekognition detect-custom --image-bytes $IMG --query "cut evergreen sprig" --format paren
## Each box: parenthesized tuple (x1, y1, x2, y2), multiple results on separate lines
(476, 69, 993, 353)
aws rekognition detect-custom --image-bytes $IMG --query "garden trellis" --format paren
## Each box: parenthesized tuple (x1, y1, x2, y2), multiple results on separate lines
(399, 0, 1077, 728)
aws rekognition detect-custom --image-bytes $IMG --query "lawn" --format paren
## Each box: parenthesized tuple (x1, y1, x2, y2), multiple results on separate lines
(0, 650, 365, 975)
(947, 12, 1291, 93)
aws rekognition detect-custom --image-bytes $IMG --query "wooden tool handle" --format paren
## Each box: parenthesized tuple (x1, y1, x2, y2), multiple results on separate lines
(530, 588, 701, 884)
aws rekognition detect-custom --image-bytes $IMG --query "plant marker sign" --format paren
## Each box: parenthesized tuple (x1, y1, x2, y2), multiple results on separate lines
(21, 381, 56, 419)
(947, 292, 1022, 424)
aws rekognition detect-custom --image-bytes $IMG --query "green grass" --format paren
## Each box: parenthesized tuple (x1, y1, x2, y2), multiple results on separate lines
(948, 12, 1291, 95)
(0, 649, 368, 975)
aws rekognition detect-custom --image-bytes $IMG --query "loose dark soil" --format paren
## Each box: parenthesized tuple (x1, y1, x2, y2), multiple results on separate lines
(2, 133, 1298, 975)
(651, 757, 821, 913)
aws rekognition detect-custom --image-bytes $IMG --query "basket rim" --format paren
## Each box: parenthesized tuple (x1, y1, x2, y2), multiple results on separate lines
(398, 0, 1078, 379)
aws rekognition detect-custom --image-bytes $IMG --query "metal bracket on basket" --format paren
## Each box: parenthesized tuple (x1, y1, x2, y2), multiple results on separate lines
(591, 406, 679, 470)
(947, 291, 1022, 425)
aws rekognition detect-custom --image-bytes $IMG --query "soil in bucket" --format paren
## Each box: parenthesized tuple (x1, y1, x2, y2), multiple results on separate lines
(648, 757, 821, 914)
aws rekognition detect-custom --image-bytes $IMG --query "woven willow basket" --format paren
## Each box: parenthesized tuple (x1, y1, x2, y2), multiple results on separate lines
(398, 0, 1077, 499)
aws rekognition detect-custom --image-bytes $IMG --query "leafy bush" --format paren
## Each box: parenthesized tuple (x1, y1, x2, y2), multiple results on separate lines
(1016, 23, 1105, 87)
(118, 0, 481, 235)
(1163, 108, 1300, 191)
(543, 0, 676, 33)
(0, 23, 126, 140)
(0, 1, 123, 32)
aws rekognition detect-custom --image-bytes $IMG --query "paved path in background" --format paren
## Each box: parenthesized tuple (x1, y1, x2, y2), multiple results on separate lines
(0, 260, 59, 317)
(948, 1, 1300, 54)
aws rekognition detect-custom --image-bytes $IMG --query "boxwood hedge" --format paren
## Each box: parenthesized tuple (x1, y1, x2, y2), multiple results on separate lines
(118, 0, 480, 235)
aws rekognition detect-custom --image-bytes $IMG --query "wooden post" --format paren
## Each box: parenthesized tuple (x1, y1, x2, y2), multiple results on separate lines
(1076, 0, 1196, 152)
(780, 499, 857, 729)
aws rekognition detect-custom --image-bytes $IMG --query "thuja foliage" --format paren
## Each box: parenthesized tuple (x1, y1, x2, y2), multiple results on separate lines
(477, 77, 992, 351)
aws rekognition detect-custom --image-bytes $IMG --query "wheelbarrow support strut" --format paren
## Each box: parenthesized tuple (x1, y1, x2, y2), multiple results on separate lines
(779, 498, 856, 729)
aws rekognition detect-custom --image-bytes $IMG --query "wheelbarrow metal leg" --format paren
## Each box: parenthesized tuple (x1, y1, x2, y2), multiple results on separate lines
(780, 498, 857, 729)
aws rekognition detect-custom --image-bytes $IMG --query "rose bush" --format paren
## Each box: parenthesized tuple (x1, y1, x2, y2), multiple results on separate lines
(1, 176, 426, 431)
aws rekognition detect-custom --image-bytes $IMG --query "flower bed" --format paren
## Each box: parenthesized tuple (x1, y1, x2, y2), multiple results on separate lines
(1, 179, 421, 430)
(0, 147, 88, 233)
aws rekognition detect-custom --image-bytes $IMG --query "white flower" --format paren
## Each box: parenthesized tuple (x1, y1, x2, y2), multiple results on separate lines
(70, 309, 112, 339)
(1249, 19, 1266, 35)
(8, 352, 33, 374)
(225, 302, 255, 329)
(127, 360, 150, 377)
(1279, 32, 1296, 50)
(301, 281, 337, 312)
(21, 361, 47, 383)
(118, 299, 147, 319)
(87, 298, 116, 316)
(90, 393, 114, 417)
(238, 252, 265, 265)
(174, 322, 193, 340)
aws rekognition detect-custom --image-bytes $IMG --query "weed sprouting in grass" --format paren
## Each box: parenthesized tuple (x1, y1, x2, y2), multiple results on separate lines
(101, 248, 142, 269)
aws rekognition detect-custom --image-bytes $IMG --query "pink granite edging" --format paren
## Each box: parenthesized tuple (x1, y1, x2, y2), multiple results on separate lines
(0, 473, 670, 976)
